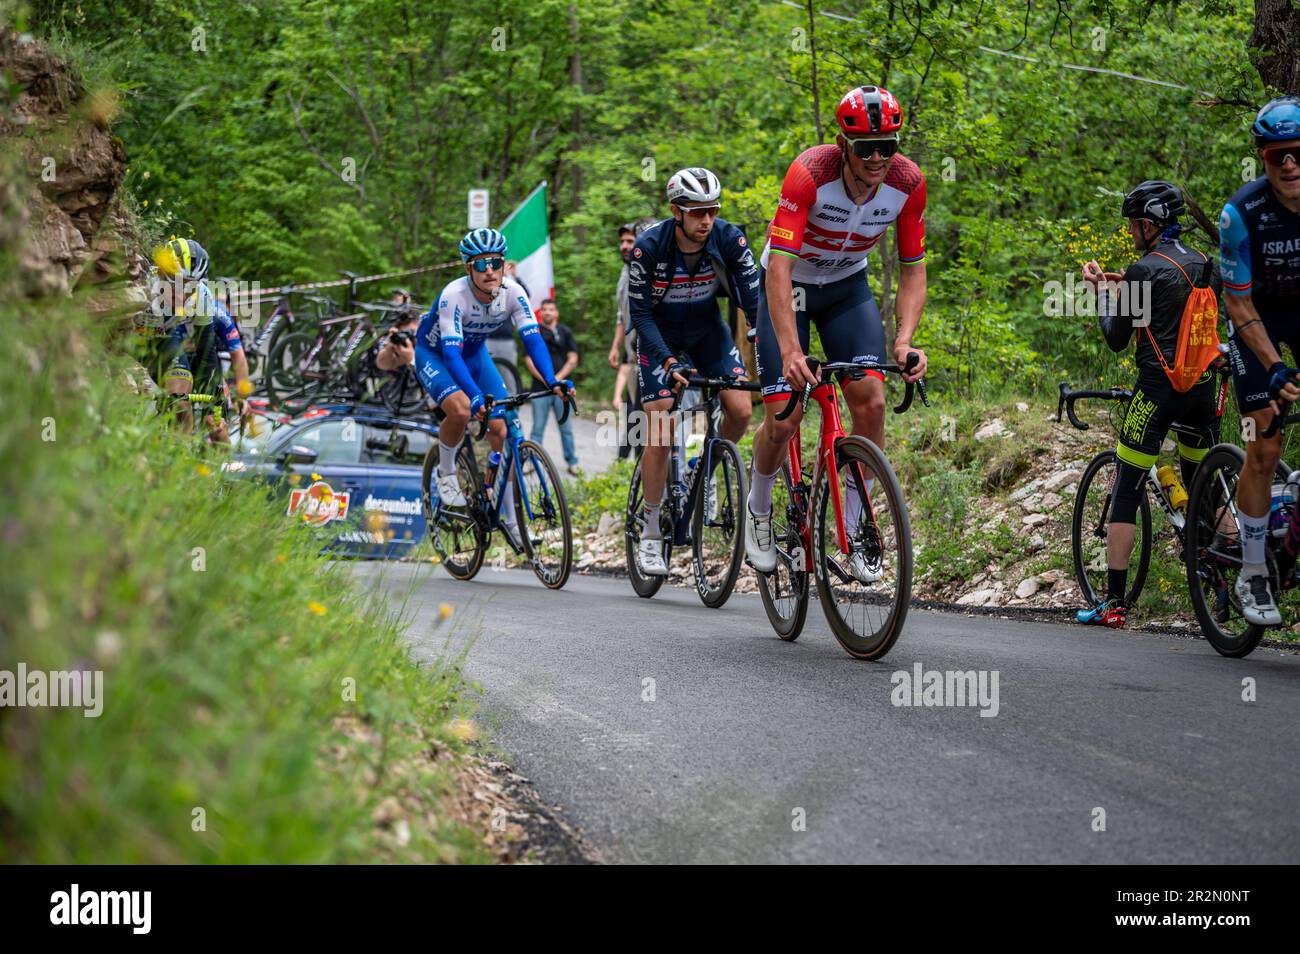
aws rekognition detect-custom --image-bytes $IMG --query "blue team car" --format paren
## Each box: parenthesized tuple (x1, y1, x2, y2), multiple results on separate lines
(224, 402, 438, 558)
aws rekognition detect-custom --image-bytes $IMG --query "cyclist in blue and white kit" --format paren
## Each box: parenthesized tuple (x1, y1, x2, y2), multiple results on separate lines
(415, 228, 566, 524)
(626, 167, 760, 576)
(1219, 96, 1300, 625)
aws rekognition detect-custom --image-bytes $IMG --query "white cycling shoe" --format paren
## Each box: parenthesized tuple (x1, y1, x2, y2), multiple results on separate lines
(1236, 571, 1282, 627)
(849, 549, 884, 584)
(637, 536, 668, 577)
(745, 505, 777, 573)
(435, 472, 467, 508)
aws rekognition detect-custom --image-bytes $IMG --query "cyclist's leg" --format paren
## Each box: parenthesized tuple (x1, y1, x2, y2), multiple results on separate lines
(636, 336, 676, 542)
(750, 268, 811, 508)
(685, 318, 751, 443)
(1172, 369, 1218, 488)
(1084, 369, 1174, 617)
(414, 346, 471, 501)
(1228, 322, 1288, 621)
(813, 270, 888, 534)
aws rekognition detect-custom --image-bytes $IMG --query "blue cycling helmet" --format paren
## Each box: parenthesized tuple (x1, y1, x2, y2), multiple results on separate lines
(1252, 96, 1300, 147)
(459, 227, 508, 262)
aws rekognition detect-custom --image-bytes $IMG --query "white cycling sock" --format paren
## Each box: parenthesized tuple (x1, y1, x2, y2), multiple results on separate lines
(438, 439, 459, 477)
(748, 465, 779, 516)
(643, 502, 662, 540)
(1238, 512, 1269, 570)
(845, 477, 874, 533)
(501, 486, 517, 527)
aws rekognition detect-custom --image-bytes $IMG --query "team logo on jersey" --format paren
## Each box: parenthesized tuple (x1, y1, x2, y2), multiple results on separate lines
(738, 235, 748, 246)
(1219, 209, 1231, 229)
(778, 197, 799, 213)
(771, 226, 795, 242)
(632, 247, 642, 258)
(288, 481, 351, 526)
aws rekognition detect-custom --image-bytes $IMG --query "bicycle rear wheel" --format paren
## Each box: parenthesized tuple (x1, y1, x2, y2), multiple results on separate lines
(1071, 450, 1151, 608)
(756, 461, 810, 640)
(812, 436, 911, 660)
(265, 330, 326, 409)
(691, 439, 747, 608)
(1184, 444, 1267, 657)
(421, 441, 486, 580)
(512, 440, 573, 589)
(624, 454, 670, 598)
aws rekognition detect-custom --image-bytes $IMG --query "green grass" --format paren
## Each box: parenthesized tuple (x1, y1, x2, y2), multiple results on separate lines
(0, 265, 491, 862)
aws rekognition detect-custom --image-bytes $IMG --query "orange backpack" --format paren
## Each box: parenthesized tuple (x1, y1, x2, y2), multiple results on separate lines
(1143, 250, 1220, 392)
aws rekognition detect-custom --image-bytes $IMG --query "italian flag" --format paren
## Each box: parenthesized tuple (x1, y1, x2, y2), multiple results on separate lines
(499, 181, 554, 312)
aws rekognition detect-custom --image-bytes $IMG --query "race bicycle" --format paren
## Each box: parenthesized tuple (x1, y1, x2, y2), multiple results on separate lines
(422, 386, 576, 589)
(1184, 398, 1300, 657)
(623, 370, 760, 608)
(1058, 361, 1231, 610)
(756, 355, 927, 660)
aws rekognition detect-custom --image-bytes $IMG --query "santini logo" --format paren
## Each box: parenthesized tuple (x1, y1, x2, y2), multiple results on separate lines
(890, 663, 1000, 717)
(50, 884, 151, 934)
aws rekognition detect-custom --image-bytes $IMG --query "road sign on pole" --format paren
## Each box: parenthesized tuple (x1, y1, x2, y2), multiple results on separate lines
(468, 189, 490, 229)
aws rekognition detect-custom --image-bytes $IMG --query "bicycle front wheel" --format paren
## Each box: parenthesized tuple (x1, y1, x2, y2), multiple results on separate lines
(512, 440, 573, 589)
(691, 438, 747, 608)
(1071, 450, 1151, 608)
(812, 435, 911, 660)
(756, 461, 810, 640)
(1184, 444, 1266, 657)
(420, 441, 486, 580)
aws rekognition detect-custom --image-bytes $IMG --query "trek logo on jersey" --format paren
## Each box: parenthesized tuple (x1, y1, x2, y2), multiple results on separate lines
(771, 226, 796, 242)
(288, 481, 351, 526)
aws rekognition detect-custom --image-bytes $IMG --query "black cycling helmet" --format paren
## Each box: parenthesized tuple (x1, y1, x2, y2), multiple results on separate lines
(1121, 180, 1184, 228)
(618, 222, 636, 237)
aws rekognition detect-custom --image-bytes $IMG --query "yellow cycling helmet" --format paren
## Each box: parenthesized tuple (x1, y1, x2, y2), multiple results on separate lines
(152, 237, 209, 281)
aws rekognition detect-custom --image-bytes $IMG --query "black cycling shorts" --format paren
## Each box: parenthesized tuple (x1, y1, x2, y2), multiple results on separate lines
(1228, 315, 1300, 414)
(1116, 365, 1219, 472)
(754, 266, 887, 400)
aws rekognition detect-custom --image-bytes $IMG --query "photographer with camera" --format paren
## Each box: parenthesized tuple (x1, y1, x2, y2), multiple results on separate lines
(375, 311, 421, 373)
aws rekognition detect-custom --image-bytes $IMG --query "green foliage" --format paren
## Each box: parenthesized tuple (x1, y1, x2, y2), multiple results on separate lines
(0, 270, 487, 863)
(28, 0, 1271, 398)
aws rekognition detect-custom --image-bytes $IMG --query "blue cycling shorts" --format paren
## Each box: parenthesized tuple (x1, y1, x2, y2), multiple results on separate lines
(415, 343, 509, 418)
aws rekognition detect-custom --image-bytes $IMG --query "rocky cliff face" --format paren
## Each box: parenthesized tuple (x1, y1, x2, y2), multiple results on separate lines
(0, 28, 134, 298)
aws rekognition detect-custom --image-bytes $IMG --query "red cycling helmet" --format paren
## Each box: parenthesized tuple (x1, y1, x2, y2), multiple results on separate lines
(835, 86, 903, 136)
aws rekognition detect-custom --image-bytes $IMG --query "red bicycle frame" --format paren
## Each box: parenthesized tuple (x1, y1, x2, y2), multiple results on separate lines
(781, 377, 876, 569)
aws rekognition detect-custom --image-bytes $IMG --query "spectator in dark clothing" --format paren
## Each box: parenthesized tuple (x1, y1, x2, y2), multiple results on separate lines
(526, 298, 580, 476)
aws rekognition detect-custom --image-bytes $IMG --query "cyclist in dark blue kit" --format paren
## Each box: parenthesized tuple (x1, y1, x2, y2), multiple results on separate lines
(626, 167, 760, 576)
(1219, 96, 1300, 625)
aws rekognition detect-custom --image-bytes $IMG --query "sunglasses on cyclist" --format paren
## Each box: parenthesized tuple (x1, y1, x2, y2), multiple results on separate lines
(847, 136, 900, 160)
(470, 257, 505, 273)
(1262, 145, 1300, 168)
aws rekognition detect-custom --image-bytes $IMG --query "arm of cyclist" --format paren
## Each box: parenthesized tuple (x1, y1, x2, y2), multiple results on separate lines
(1218, 198, 1300, 403)
(1088, 259, 1145, 353)
(765, 253, 816, 390)
(626, 233, 679, 379)
(717, 219, 761, 329)
(892, 179, 929, 381)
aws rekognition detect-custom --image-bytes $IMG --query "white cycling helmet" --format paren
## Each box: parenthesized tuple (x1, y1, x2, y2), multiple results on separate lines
(666, 167, 722, 206)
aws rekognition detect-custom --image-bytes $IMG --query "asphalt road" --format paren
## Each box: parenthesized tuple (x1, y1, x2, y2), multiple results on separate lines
(351, 563, 1300, 864)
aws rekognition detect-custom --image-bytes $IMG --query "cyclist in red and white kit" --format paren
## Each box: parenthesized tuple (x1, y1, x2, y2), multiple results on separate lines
(745, 85, 929, 577)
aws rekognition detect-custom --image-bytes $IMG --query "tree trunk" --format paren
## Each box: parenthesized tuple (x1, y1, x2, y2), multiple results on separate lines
(806, 1, 823, 143)
(1250, 0, 1300, 94)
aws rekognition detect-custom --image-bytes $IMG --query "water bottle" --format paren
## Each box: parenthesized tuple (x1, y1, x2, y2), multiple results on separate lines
(1269, 479, 1293, 538)
(1156, 464, 1188, 513)
(486, 450, 502, 497)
